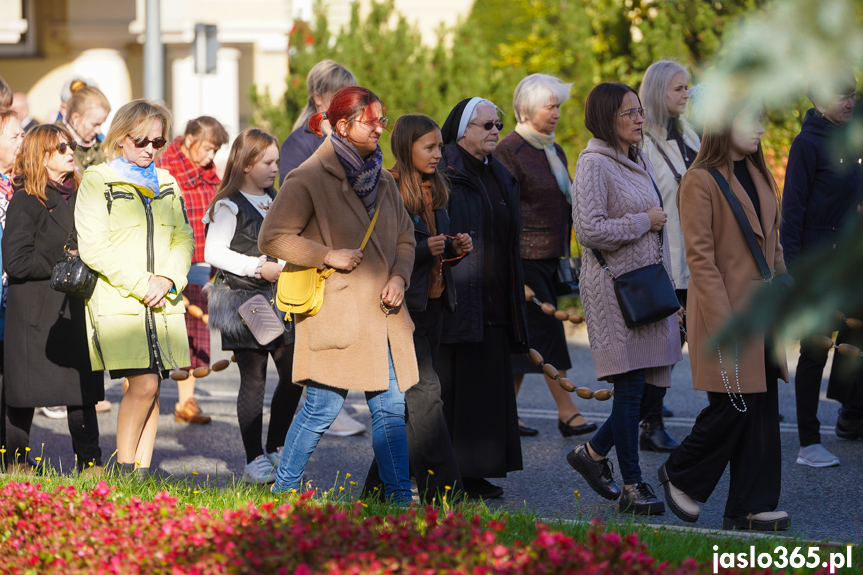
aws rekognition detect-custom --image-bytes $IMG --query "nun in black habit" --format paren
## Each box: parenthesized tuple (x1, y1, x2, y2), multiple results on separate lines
(436, 97, 529, 499)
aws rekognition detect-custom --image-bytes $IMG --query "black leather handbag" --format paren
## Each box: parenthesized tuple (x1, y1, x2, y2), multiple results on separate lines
(592, 231, 679, 328)
(50, 228, 97, 299)
(590, 175, 679, 328)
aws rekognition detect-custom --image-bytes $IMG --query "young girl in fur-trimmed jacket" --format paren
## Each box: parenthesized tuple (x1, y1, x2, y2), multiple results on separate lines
(204, 128, 301, 484)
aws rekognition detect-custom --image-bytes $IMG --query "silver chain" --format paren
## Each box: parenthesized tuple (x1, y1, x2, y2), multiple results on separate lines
(717, 344, 747, 413)
(146, 308, 181, 373)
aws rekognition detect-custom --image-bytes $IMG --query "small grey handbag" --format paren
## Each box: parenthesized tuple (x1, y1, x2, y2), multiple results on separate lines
(237, 294, 286, 346)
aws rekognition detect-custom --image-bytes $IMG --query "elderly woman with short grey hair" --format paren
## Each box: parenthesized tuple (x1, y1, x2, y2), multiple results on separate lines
(495, 74, 596, 440)
(437, 97, 528, 500)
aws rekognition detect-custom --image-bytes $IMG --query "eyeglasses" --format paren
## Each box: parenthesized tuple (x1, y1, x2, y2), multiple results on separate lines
(128, 135, 168, 149)
(617, 108, 646, 121)
(471, 120, 504, 131)
(358, 117, 390, 130)
(55, 141, 78, 154)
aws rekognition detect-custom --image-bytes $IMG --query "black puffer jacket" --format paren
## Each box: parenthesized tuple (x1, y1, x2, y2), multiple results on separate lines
(781, 108, 863, 265)
(439, 144, 528, 351)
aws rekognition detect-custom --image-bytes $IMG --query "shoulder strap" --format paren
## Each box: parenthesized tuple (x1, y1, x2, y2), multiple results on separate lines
(707, 167, 773, 281)
(359, 206, 380, 251)
(647, 134, 683, 183)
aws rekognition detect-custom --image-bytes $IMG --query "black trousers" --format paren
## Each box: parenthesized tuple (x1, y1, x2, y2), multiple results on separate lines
(234, 343, 302, 463)
(5, 404, 101, 471)
(664, 375, 781, 519)
(795, 330, 833, 447)
(364, 298, 464, 503)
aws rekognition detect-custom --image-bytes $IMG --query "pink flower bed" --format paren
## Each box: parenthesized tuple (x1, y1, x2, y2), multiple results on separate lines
(0, 480, 767, 574)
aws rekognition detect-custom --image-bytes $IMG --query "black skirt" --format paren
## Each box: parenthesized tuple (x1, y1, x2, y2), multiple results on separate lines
(437, 325, 523, 478)
(511, 258, 572, 374)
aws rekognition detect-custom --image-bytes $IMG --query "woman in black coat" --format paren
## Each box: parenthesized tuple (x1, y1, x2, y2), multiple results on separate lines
(436, 98, 529, 500)
(2, 124, 104, 474)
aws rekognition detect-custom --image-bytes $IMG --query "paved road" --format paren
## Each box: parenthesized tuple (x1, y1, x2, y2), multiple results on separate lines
(29, 325, 863, 544)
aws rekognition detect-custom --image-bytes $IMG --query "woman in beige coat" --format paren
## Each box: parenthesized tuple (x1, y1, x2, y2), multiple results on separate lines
(259, 86, 418, 504)
(658, 103, 790, 531)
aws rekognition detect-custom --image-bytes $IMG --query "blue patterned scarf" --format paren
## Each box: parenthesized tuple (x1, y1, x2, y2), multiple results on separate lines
(108, 156, 160, 198)
(330, 132, 382, 218)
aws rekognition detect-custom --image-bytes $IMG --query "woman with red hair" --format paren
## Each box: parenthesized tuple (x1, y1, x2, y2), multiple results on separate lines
(260, 86, 418, 504)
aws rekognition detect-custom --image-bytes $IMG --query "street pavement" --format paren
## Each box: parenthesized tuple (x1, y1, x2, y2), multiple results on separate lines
(28, 325, 863, 544)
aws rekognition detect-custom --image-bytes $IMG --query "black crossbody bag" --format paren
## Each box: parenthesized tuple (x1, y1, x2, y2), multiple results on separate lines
(591, 176, 679, 328)
(707, 167, 773, 281)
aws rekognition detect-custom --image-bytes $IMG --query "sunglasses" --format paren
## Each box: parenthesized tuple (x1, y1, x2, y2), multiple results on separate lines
(55, 141, 78, 154)
(617, 107, 646, 121)
(471, 120, 504, 132)
(128, 135, 168, 149)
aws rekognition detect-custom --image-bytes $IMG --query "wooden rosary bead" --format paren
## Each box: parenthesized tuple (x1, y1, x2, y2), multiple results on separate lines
(187, 304, 204, 319)
(554, 310, 570, 321)
(593, 389, 613, 401)
(576, 387, 594, 400)
(811, 335, 836, 350)
(846, 317, 863, 330)
(528, 348, 544, 366)
(540, 302, 556, 315)
(542, 363, 560, 380)
(211, 359, 231, 372)
(170, 369, 190, 381)
(201, 314, 209, 325)
(192, 367, 210, 378)
(568, 314, 584, 324)
(183, 295, 190, 307)
(558, 378, 577, 392)
(836, 343, 862, 357)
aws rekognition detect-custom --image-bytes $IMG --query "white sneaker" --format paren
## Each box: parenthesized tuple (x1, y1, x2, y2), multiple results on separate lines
(242, 455, 277, 484)
(266, 447, 283, 468)
(40, 406, 67, 419)
(325, 409, 366, 437)
(796, 444, 840, 467)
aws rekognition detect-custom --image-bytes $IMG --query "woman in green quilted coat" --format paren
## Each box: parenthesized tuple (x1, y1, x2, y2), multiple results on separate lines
(76, 99, 193, 475)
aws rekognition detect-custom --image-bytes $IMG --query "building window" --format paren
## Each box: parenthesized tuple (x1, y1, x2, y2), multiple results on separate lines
(0, 0, 36, 57)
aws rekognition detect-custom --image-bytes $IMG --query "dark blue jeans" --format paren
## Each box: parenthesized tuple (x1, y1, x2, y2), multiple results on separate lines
(588, 369, 666, 485)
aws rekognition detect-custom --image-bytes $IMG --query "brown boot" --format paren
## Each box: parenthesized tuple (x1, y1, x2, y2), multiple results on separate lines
(174, 398, 212, 424)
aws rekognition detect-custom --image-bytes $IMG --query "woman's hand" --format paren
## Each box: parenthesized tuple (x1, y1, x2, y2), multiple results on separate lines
(144, 275, 174, 309)
(452, 233, 473, 255)
(646, 207, 667, 232)
(427, 234, 446, 256)
(381, 276, 406, 308)
(326, 249, 364, 271)
(261, 261, 283, 283)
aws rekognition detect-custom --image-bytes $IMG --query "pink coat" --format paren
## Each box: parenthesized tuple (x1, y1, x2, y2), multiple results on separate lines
(572, 139, 682, 385)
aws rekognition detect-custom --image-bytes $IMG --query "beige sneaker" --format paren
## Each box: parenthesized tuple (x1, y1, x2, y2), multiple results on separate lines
(325, 409, 366, 436)
(658, 463, 700, 522)
(723, 510, 790, 531)
(95, 400, 112, 413)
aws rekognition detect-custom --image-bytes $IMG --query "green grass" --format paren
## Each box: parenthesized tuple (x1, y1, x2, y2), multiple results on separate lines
(1, 467, 861, 574)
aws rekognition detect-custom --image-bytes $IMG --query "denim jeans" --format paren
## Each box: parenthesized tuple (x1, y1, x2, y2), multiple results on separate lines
(588, 369, 666, 485)
(272, 347, 412, 504)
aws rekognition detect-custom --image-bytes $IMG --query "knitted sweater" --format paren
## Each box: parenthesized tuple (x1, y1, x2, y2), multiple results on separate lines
(572, 139, 682, 385)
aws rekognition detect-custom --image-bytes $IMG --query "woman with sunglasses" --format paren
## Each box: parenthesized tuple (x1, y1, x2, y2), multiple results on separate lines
(567, 83, 681, 515)
(260, 86, 417, 505)
(436, 98, 528, 500)
(76, 99, 193, 475)
(2, 124, 105, 474)
(361, 113, 472, 503)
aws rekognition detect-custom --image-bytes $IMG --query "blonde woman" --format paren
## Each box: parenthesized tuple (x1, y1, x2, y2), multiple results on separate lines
(637, 60, 701, 452)
(76, 99, 193, 475)
(58, 82, 111, 173)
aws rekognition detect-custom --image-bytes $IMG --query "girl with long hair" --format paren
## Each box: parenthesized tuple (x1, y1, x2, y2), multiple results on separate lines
(204, 128, 302, 484)
(659, 102, 790, 531)
(362, 114, 471, 503)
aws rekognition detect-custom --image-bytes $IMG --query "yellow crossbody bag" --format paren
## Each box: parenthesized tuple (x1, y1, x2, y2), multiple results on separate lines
(275, 207, 380, 321)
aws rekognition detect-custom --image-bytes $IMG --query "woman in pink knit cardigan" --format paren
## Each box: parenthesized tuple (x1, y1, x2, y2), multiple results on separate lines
(566, 82, 682, 516)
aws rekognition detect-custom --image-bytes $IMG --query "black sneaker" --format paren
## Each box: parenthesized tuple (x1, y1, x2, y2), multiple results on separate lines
(836, 413, 863, 440)
(566, 443, 621, 500)
(619, 482, 665, 515)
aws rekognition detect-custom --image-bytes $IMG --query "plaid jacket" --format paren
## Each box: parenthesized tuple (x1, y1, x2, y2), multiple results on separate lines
(156, 137, 220, 263)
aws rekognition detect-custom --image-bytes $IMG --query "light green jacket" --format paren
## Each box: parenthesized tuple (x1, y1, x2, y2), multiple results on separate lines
(76, 163, 194, 371)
